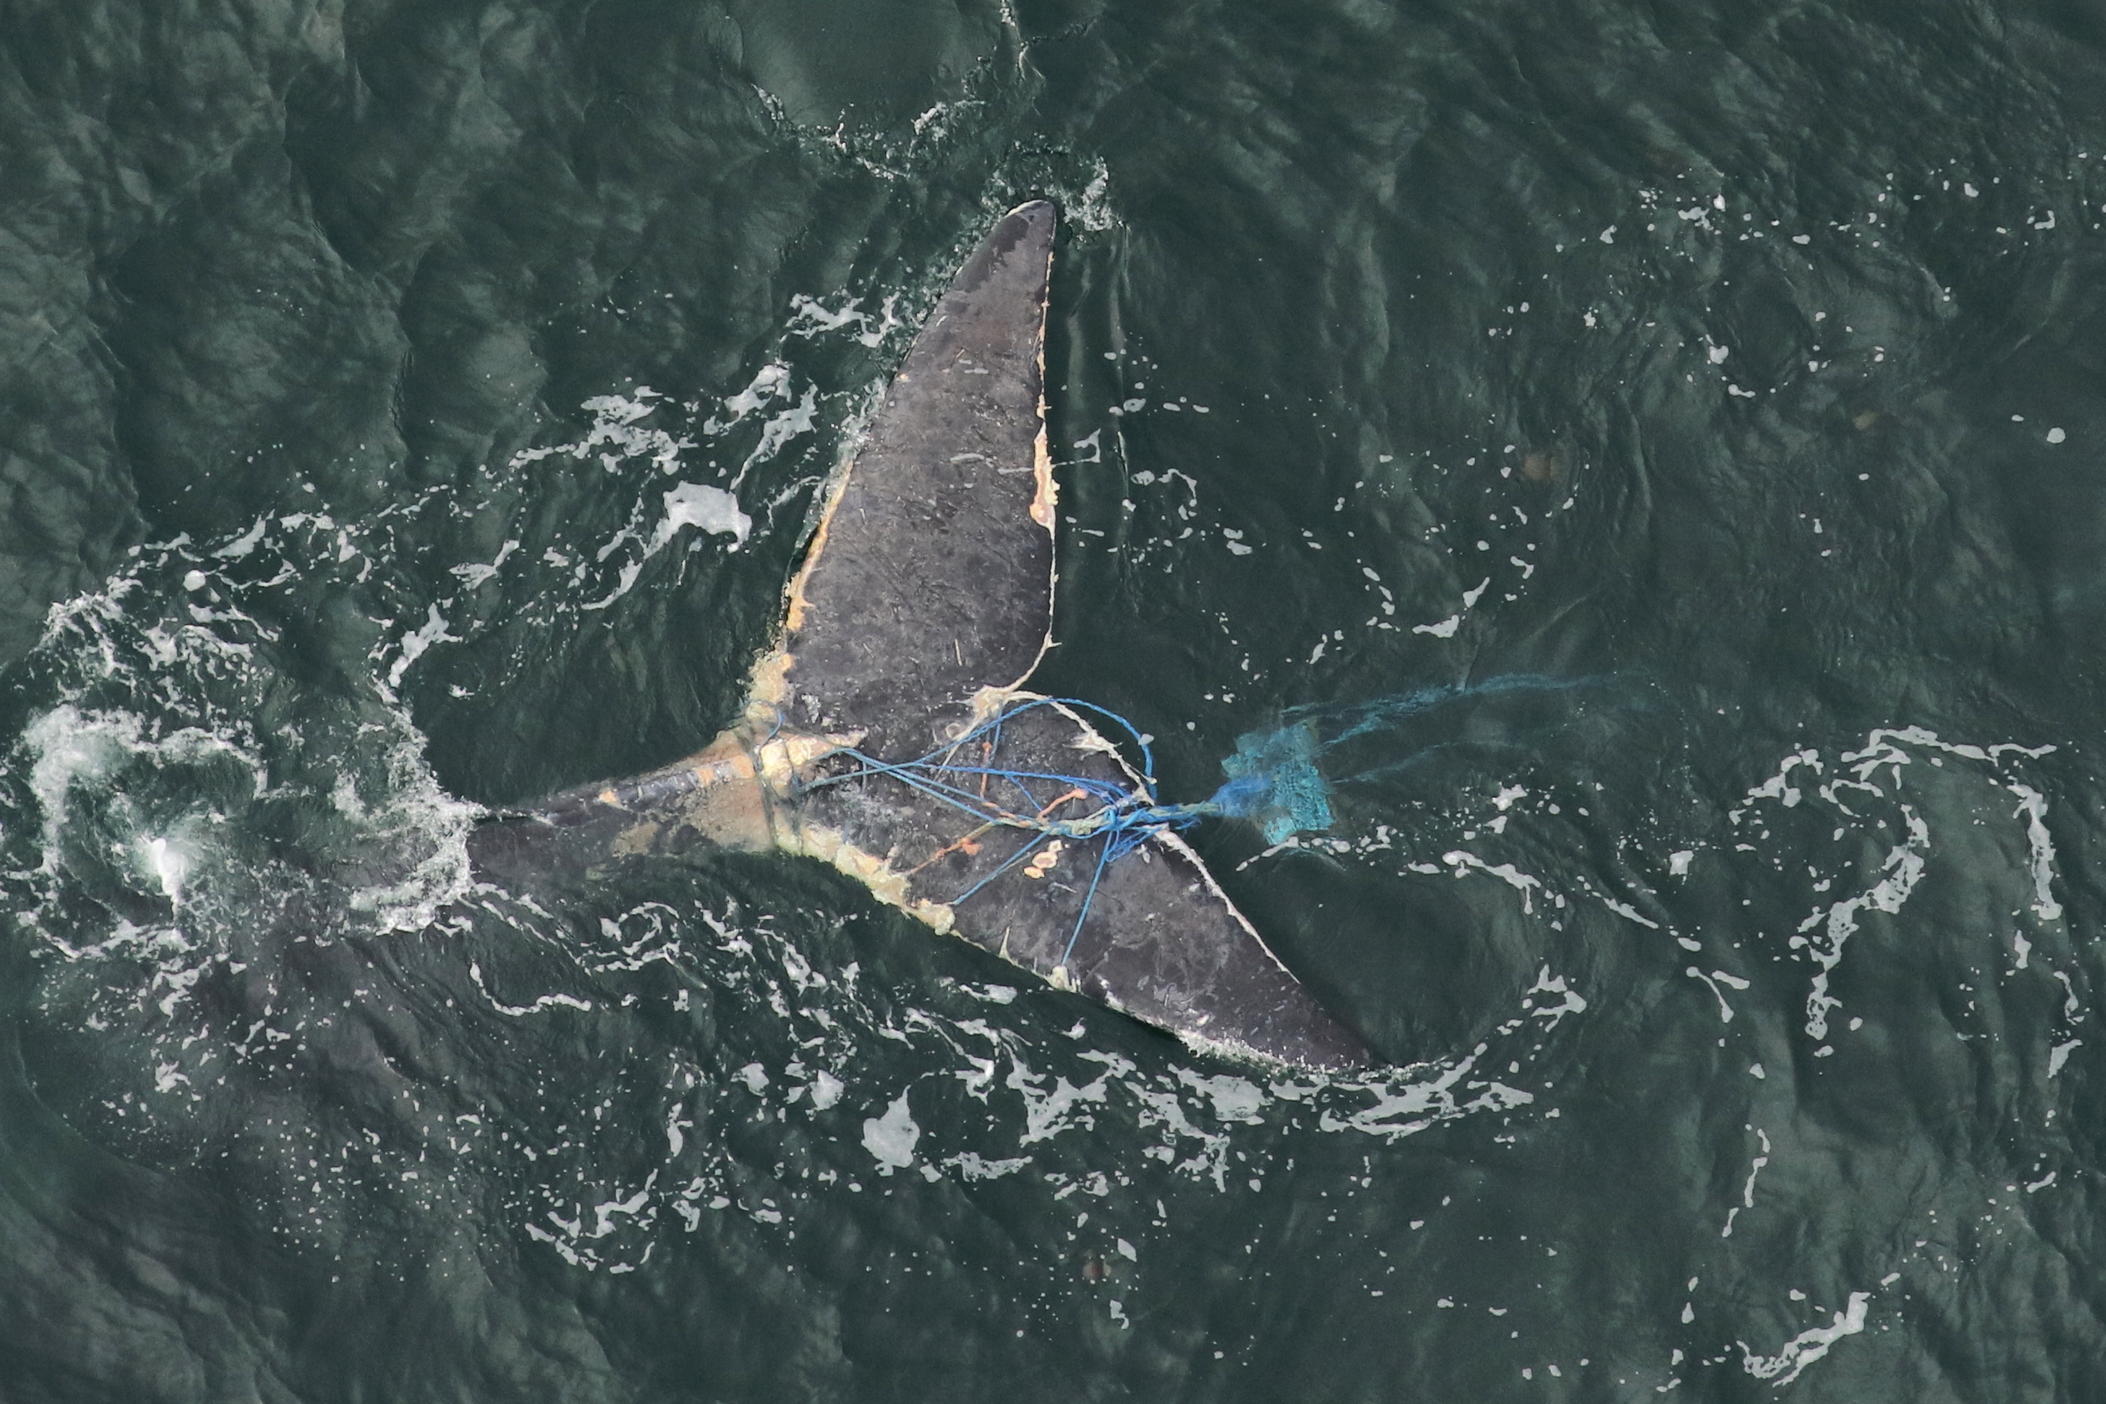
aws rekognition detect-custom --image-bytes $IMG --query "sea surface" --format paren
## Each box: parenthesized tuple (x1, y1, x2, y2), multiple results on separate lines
(4, 0, 2105, 1399)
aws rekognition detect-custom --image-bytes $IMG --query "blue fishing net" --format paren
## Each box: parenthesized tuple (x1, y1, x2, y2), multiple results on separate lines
(1201, 675, 1618, 846)
(1207, 720, 1335, 845)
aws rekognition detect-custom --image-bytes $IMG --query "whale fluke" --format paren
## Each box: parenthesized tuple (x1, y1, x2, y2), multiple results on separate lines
(470, 202, 1374, 1072)
(763, 199, 1060, 758)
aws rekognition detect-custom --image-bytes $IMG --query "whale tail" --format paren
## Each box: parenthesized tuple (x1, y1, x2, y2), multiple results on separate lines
(469, 202, 1374, 1072)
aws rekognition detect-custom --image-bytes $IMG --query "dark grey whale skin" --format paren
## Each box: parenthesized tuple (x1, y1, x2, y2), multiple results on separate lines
(471, 203, 1375, 1073)
(778, 201, 1062, 760)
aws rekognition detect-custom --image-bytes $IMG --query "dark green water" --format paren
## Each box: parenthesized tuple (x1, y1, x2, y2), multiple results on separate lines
(5, 0, 2105, 1399)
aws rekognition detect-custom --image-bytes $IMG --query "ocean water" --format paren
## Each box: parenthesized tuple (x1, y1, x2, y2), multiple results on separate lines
(4, 0, 2105, 1399)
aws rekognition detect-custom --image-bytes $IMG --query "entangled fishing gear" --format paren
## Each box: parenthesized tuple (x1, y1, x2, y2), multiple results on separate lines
(795, 674, 1614, 966)
(795, 696, 1224, 966)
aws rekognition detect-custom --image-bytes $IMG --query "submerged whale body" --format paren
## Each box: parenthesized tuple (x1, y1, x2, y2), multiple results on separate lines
(471, 202, 1374, 1072)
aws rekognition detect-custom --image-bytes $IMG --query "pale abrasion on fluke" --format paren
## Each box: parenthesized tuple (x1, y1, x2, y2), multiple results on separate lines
(469, 201, 1375, 1072)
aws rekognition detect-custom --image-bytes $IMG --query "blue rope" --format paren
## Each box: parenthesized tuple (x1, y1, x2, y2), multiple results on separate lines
(1061, 837, 1120, 969)
(795, 696, 1216, 964)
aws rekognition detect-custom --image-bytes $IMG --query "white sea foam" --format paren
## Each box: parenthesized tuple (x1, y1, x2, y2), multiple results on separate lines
(705, 360, 793, 432)
(784, 292, 903, 347)
(2008, 783, 2062, 926)
(23, 705, 266, 876)
(1721, 1128, 1771, 1238)
(383, 603, 457, 692)
(516, 387, 694, 475)
(862, 1091, 921, 1171)
(579, 482, 752, 612)
(1441, 850, 1541, 911)
(1738, 1291, 1871, 1384)
(468, 961, 594, 1017)
(658, 482, 751, 547)
(729, 385, 818, 490)
(1523, 968, 1588, 1026)
(141, 834, 192, 904)
(1798, 807, 1929, 1042)
(1727, 727, 2061, 1048)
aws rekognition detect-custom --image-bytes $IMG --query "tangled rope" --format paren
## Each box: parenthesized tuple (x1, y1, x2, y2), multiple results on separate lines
(795, 696, 1216, 965)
